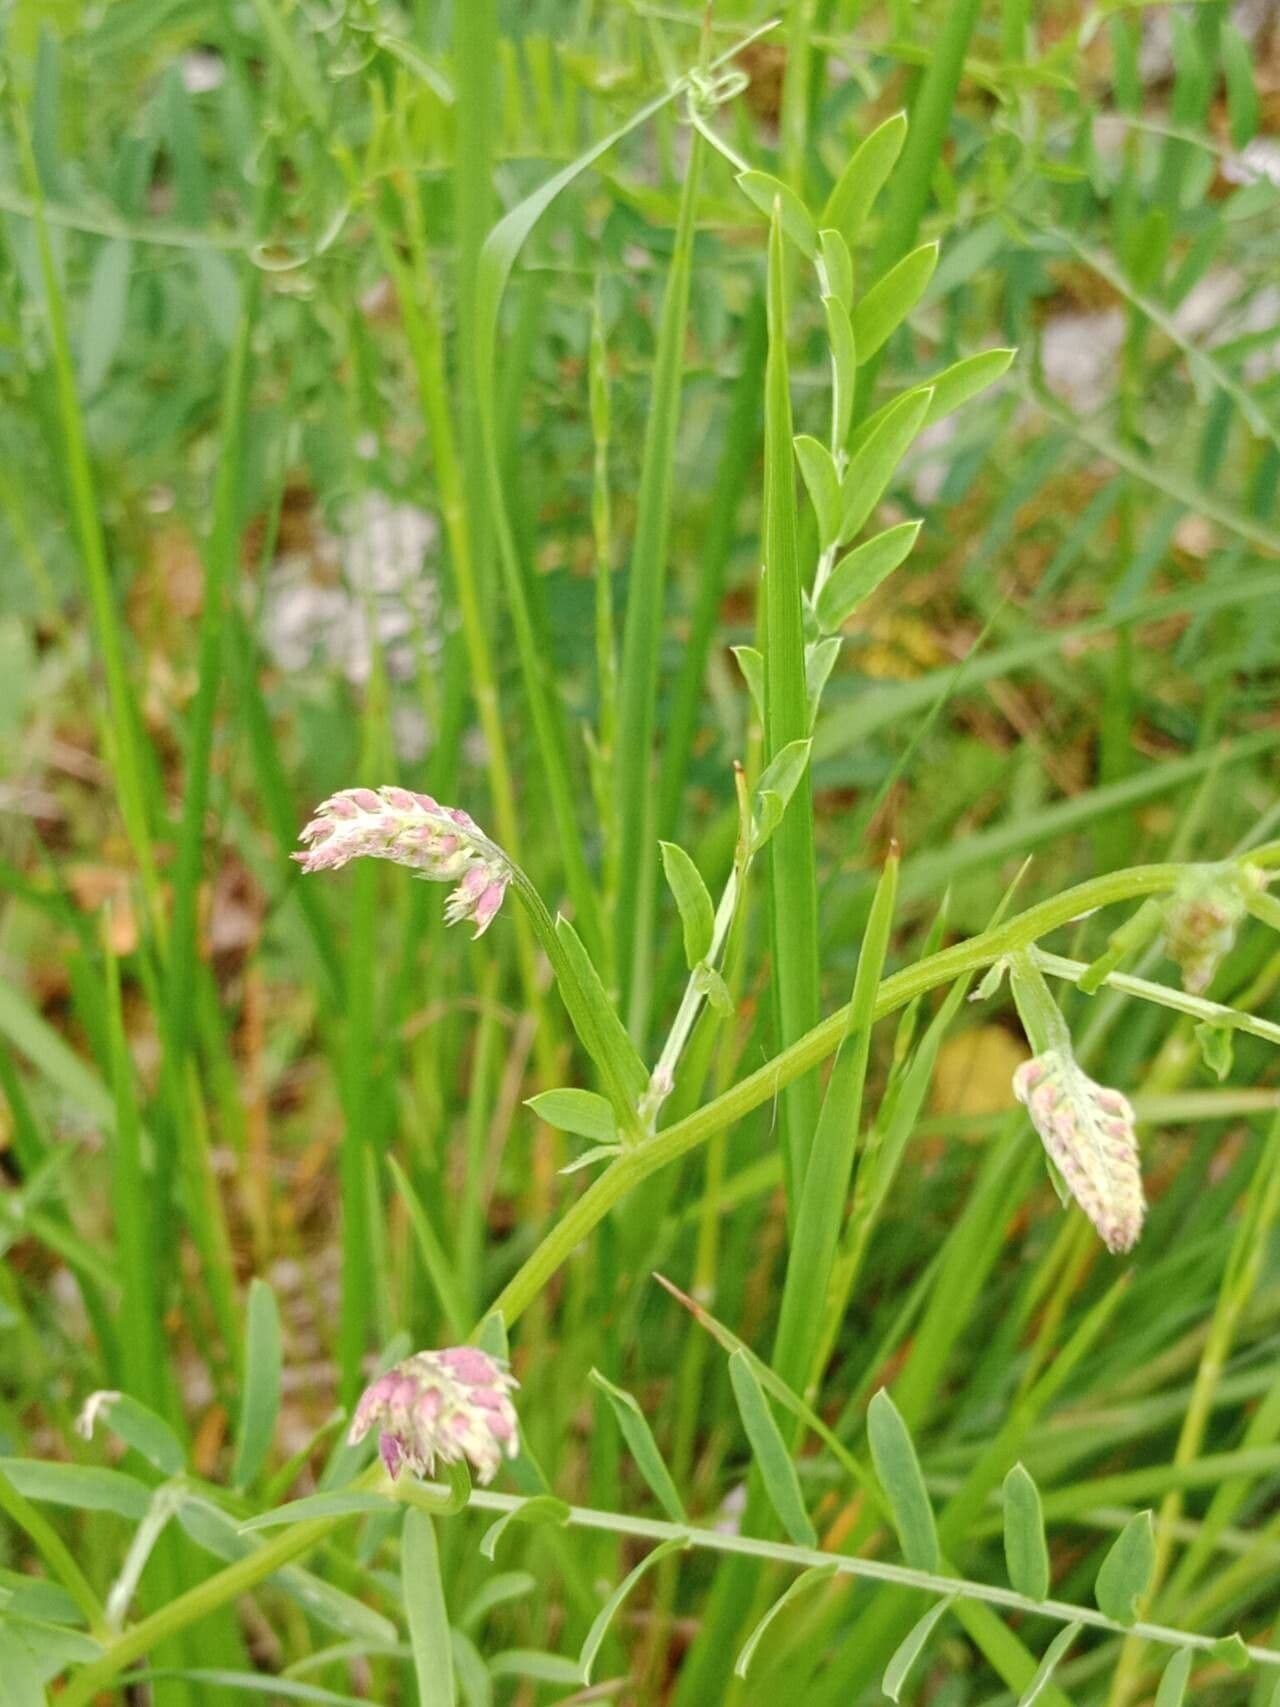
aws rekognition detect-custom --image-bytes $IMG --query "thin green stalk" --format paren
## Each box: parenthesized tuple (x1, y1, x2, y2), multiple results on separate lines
(761, 206, 822, 1213)
(488, 863, 1196, 1329)
(63, 1479, 1280, 1705)
(615, 129, 705, 1040)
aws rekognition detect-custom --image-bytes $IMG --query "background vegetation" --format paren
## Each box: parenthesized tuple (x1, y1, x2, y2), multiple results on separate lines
(2, 0, 1280, 1701)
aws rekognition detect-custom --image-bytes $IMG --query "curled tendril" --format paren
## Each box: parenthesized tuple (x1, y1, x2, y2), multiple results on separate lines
(684, 65, 750, 123)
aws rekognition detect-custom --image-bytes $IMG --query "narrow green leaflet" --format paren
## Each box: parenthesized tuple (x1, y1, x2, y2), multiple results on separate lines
(658, 842, 715, 971)
(751, 738, 813, 855)
(589, 1368, 687, 1523)
(806, 636, 842, 727)
(819, 229, 854, 310)
(1017, 1621, 1081, 1707)
(737, 170, 817, 257)
(479, 1495, 570, 1561)
(922, 348, 1015, 425)
(1155, 1648, 1193, 1707)
(822, 296, 857, 447)
(733, 644, 766, 722)
(79, 237, 131, 394)
(728, 1350, 816, 1548)
(852, 243, 938, 363)
(551, 915, 647, 1127)
(735, 1564, 838, 1678)
(525, 1089, 617, 1145)
(794, 435, 841, 549)
(1003, 1463, 1050, 1601)
(78, 1391, 184, 1478)
(816, 521, 921, 633)
(233, 1277, 282, 1490)
(403, 1510, 456, 1707)
(883, 1595, 955, 1702)
(0, 1458, 150, 1519)
(822, 110, 908, 241)
(838, 389, 933, 544)
(1094, 1510, 1155, 1624)
(578, 1536, 688, 1684)
(867, 1389, 939, 1572)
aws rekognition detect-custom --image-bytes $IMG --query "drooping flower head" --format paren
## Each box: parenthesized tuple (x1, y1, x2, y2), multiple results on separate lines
(1161, 864, 1266, 995)
(1013, 1049, 1145, 1254)
(294, 786, 510, 936)
(348, 1346, 520, 1485)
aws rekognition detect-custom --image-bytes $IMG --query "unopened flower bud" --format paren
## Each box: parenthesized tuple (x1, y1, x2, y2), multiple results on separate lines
(1013, 1049, 1145, 1254)
(1161, 865, 1265, 995)
(294, 786, 510, 937)
(348, 1346, 520, 1485)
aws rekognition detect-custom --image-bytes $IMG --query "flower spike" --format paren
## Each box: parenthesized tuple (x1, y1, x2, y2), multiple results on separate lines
(348, 1346, 520, 1486)
(1013, 1049, 1145, 1254)
(294, 786, 511, 937)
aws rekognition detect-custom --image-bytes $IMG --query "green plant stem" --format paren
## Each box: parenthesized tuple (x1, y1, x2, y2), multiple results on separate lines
(488, 862, 1193, 1328)
(64, 1478, 1280, 1703)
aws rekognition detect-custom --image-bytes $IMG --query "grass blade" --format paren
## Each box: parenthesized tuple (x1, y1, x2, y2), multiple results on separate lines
(615, 134, 704, 1037)
(772, 849, 898, 1395)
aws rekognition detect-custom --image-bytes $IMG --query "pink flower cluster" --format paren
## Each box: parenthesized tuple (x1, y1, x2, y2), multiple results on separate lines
(294, 786, 509, 936)
(1013, 1049, 1145, 1254)
(349, 1346, 520, 1486)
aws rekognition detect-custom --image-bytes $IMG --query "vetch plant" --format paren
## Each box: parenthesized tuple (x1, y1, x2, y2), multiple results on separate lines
(9, 10, 1280, 1707)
